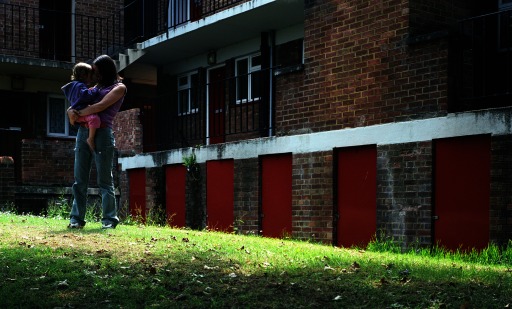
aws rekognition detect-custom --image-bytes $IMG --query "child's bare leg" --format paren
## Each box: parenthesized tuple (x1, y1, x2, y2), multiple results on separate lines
(87, 127, 96, 151)
(67, 109, 76, 126)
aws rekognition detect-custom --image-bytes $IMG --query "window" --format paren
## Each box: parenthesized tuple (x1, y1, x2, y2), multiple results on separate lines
(178, 71, 199, 115)
(47, 95, 76, 137)
(275, 39, 304, 68)
(235, 54, 261, 104)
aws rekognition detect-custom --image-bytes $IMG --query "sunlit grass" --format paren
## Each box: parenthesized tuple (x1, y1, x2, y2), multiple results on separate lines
(1, 212, 511, 308)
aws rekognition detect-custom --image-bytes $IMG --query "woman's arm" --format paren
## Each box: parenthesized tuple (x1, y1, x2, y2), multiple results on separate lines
(73, 83, 126, 117)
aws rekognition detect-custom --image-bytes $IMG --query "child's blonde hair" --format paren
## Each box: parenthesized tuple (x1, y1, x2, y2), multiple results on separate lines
(71, 62, 93, 82)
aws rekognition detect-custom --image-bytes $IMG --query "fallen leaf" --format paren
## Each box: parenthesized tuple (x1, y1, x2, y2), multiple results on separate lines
(174, 294, 186, 301)
(57, 280, 69, 289)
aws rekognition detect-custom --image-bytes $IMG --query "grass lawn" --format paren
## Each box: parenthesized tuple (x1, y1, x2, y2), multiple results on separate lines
(0, 212, 511, 308)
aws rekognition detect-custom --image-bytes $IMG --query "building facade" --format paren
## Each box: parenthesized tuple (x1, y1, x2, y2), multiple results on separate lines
(0, 0, 511, 250)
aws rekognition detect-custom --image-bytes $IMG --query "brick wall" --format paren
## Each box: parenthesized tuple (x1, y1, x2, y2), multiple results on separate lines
(145, 167, 165, 217)
(21, 139, 76, 186)
(0, 156, 15, 207)
(274, 70, 306, 136)
(185, 163, 206, 229)
(114, 108, 143, 212)
(276, 0, 449, 136)
(233, 158, 259, 235)
(4, 0, 125, 61)
(490, 135, 512, 246)
(376, 142, 433, 249)
(293, 151, 333, 243)
(114, 108, 143, 157)
(75, 0, 124, 15)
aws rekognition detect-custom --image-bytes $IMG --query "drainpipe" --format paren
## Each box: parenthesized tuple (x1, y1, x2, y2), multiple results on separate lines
(71, 0, 76, 63)
(268, 30, 275, 137)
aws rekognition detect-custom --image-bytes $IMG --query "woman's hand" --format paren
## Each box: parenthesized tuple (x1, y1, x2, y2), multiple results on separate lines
(67, 108, 79, 126)
(75, 83, 126, 117)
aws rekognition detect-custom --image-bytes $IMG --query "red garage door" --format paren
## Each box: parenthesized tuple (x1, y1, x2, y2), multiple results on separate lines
(165, 164, 187, 227)
(336, 145, 377, 248)
(261, 153, 292, 238)
(206, 160, 234, 232)
(128, 168, 146, 222)
(434, 135, 491, 251)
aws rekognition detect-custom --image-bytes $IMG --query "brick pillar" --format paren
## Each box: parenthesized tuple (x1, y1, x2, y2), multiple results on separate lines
(113, 108, 143, 217)
(0, 156, 15, 208)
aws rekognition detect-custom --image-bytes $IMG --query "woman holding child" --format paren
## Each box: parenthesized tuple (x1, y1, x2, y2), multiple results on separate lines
(67, 54, 126, 229)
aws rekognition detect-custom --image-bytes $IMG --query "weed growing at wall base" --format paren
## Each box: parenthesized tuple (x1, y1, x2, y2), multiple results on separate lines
(366, 232, 512, 266)
(46, 196, 101, 223)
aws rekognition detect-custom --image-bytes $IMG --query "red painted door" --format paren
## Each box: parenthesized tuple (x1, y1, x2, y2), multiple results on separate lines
(165, 164, 187, 227)
(128, 168, 146, 222)
(206, 160, 234, 232)
(208, 67, 226, 144)
(434, 135, 491, 251)
(336, 145, 377, 247)
(261, 154, 292, 238)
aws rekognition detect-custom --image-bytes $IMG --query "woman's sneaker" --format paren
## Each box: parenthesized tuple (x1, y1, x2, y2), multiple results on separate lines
(68, 222, 84, 229)
(101, 223, 116, 229)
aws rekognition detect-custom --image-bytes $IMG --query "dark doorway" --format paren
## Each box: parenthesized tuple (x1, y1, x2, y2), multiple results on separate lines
(208, 66, 226, 144)
(39, 0, 71, 61)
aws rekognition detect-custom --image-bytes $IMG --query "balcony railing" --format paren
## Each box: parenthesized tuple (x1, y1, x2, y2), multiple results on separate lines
(124, 0, 248, 42)
(150, 67, 273, 150)
(0, 0, 248, 63)
(452, 8, 512, 111)
(0, 3, 124, 62)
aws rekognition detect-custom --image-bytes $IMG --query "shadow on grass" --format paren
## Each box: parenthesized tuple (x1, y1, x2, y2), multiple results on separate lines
(1, 241, 511, 308)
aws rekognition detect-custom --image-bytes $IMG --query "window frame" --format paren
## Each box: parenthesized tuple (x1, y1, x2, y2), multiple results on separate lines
(235, 53, 261, 104)
(47, 94, 76, 138)
(177, 71, 199, 116)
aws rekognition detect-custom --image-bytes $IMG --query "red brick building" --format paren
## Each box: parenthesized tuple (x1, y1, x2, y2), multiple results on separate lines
(0, 0, 511, 251)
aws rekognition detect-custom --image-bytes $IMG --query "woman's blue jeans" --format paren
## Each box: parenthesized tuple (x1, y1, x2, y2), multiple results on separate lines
(70, 126, 119, 227)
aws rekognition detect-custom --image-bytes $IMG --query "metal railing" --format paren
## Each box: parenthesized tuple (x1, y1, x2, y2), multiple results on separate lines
(0, 0, 247, 62)
(452, 8, 512, 111)
(154, 68, 273, 150)
(0, 3, 123, 62)
(123, 0, 248, 41)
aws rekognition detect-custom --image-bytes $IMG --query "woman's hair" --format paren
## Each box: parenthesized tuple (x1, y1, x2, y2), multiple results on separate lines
(71, 62, 92, 82)
(93, 54, 121, 87)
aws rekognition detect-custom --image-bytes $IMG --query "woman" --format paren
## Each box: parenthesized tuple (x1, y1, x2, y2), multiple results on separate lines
(67, 54, 127, 229)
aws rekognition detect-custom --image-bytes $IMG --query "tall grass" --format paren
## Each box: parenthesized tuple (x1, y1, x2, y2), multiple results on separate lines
(366, 232, 512, 267)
